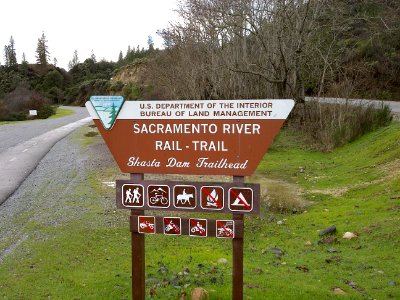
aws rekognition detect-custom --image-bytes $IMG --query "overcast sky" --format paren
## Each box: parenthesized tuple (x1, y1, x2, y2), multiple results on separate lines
(0, 0, 179, 70)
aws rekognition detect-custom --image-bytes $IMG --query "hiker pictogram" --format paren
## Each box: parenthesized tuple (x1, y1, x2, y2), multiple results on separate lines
(200, 186, 224, 210)
(216, 220, 235, 238)
(163, 217, 181, 235)
(229, 187, 253, 212)
(174, 185, 196, 209)
(189, 218, 207, 237)
(148, 185, 170, 208)
(138, 216, 156, 234)
(122, 184, 144, 207)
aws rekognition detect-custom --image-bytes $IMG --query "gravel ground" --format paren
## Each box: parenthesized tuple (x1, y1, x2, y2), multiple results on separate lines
(0, 125, 115, 262)
(0, 106, 89, 153)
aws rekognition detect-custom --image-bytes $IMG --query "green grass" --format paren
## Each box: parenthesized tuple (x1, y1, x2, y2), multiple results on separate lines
(0, 107, 75, 125)
(0, 122, 399, 299)
(48, 107, 75, 119)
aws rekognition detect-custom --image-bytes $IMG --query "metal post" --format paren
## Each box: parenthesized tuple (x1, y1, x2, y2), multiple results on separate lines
(130, 173, 145, 300)
(232, 176, 244, 300)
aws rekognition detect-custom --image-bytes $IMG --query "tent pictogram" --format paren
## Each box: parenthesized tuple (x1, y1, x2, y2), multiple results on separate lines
(228, 187, 253, 212)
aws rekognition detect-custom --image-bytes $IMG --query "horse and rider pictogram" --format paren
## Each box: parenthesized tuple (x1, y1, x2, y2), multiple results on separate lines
(173, 185, 196, 209)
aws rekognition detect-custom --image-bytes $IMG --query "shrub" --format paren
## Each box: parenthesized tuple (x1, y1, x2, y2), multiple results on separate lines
(289, 100, 393, 151)
(37, 104, 55, 119)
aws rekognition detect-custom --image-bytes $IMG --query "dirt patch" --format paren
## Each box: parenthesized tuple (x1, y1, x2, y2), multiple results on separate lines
(310, 159, 400, 197)
(248, 173, 307, 213)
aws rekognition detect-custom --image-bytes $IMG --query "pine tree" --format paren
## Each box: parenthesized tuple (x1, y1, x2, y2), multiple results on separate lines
(118, 51, 123, 64)
(108, 102, 117, 126)
(21, 52, 28, 64)
(90, 50, 97, 63)
(3, 36, 17, 68)
(68, 50, 79, 70)
(3, 46, 10, 66)
(36, 32, 50, 65)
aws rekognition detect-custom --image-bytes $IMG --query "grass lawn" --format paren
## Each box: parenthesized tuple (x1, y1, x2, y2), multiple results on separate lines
(48, 107, 75, 119)
(0, 122, 399, 299)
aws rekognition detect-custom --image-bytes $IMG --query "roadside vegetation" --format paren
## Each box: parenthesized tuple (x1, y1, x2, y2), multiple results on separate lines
(0, 119, 398, 299)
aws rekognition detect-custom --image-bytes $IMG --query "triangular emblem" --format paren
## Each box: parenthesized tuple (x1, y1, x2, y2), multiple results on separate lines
(90, 96, 124, 130)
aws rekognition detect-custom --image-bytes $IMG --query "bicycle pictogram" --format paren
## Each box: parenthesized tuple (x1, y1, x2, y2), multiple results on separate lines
(148, 185, 170, 208)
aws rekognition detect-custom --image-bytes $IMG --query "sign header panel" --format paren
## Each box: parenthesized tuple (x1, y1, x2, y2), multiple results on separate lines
(86, 99, 294, 176)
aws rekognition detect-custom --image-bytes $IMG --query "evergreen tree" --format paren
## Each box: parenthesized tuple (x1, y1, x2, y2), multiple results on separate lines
(53, 57, 58, 67)
(3, 46, 10, 66)
(36, 32, 50, 65)
(126, 45, 131, 59)
(21, 52, 28, 64)
(90, 50, 97, 63)
(3, 36, 17, 68)
(108, 102, 117, 126)
(118, 51, 123, 64)
(68, 50, 79, 70)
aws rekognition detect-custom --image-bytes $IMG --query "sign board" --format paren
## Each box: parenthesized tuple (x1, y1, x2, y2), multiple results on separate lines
(189, 218, 207, 237)
(86, 98, 294, 176)
(117, 180, 260, 215)
(29, 110, 38, 116)
(163, 217, 181, 235)
(216, 220, 235, 238)
(132, 216, 241, 238)
(138, 216, 155, 234)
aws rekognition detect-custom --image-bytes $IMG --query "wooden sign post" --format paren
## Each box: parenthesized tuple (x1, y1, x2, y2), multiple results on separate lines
(86, 97, 294, 299)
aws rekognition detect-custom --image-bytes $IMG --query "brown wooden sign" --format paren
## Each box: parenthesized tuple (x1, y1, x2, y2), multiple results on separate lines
(116, 180, 260, 214)
(86, 99, 294, 176)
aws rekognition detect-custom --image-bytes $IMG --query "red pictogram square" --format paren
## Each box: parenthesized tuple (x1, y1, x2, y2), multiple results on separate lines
(216, 220, 235, 238)
(200, 186, 224, 210)
(189, 218, 207, 237)
(138, 216, 155, 234)
(228, 187, 253, 212)
(163, 217, 181, 235)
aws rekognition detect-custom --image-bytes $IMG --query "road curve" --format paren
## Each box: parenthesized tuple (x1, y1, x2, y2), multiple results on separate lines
(0, 106, 89, 153)
(0, 111, 92, 205)
(305, 97, 400, 115)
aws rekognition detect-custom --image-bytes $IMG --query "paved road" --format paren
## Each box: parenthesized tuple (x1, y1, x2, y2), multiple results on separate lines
(305, 97, 400, 115)
(0, 106, 89, 153)
(0, 107, 91, 205)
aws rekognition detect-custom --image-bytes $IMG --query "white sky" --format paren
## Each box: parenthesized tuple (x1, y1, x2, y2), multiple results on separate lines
(0, 0, 179, 70)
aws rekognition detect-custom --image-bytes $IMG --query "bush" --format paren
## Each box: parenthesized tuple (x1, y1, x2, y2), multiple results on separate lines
(289, 100, 393, 151)
(37, 104, 55, 119)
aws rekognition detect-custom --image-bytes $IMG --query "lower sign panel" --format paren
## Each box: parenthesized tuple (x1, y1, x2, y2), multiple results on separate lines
(132, 216, 241, 239)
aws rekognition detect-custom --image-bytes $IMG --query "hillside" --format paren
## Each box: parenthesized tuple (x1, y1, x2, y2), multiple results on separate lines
(0, 119, 398, 299)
